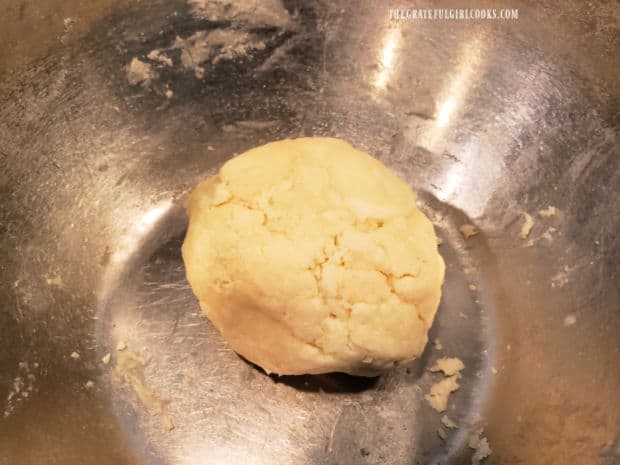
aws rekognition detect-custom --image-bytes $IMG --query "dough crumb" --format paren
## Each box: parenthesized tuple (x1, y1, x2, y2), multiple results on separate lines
(63, 17, 75, 32)
(430, 357, 465, 376)
(433, 338, 443, 351)
(519, 212, 534, 239)
(468, 284, 477, 291)
(563, 314, 577, 326)
(46, 275, 63, 287)
(70, 351, 80, 360)
(551, 266, 570, 288)
(85, 380, 95, 389)
(116, 341, 128, 351)
(115, 349, 173, 432)
(538, 205, 556, 217)
(426, 357, 464, 412)
(101, 353, 111, 365)
(468, 428, 492, 464)
(425, 375, 460, 412)
(147, 49, 173, 67)
(441, 415, 456, 428)
(436, 236, 443, 245)
(541, 227, 556, 241)
(161, 414, 175, 431)
(459, 224, 478, 239)
(126, 58, 153, 86)
(459, 311, 468, 319)
(491, 367, 498, 375)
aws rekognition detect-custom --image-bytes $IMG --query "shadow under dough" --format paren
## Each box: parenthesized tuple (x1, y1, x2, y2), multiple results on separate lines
(239, 355, 380, 393)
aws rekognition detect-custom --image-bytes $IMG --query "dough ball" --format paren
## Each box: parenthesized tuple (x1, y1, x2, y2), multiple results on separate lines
(182, 137, 445, 376)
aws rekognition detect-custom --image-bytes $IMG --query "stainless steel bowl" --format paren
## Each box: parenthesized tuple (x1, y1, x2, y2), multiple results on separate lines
(1, 1, 618, 464)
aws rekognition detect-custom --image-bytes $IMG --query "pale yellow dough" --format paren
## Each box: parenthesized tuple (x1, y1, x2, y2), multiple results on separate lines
(182, 137, 445, 376)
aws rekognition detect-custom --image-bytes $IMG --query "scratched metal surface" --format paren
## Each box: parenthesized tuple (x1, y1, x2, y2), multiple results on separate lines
(0, 1, 619, 465)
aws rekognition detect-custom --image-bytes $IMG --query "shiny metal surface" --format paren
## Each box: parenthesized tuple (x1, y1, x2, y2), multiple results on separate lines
(1, 1, 619, 465)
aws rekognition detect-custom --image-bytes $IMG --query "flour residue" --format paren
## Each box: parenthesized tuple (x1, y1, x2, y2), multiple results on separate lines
(468, 428, 493, 464)
(170, 29, 266, 78)
(125, 0, 295, 88)
(136, 29, 268, 81)
(3, 361, 38, 418)
(61, 17, 76, 45)
(187, 0, 292, 28)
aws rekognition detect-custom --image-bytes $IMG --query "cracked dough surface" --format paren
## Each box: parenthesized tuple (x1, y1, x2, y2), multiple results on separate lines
(182, 137, 445, 376)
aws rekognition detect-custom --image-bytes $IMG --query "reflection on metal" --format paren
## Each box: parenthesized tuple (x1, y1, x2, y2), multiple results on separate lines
(98, 198, 174, 300)
(111, 198, 174, 265)
(373, 27, 402, 90)
(420, 33, 487, 150)
(418, 33, 488, 211)
(438, 138, 478, 199)
(436, 98, 456, 128)
(436, 161, 464, 205)
(136, 199, 174, 235)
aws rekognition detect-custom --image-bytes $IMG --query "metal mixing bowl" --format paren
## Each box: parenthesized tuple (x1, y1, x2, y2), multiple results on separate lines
(1, 1, 618, 464)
